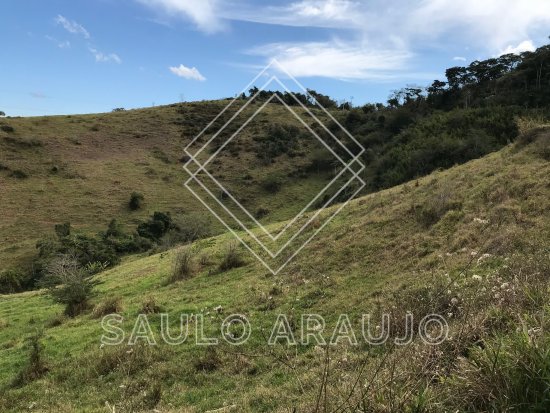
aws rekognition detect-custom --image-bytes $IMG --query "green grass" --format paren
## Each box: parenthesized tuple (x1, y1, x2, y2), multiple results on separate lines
(0, 131, 549, 411)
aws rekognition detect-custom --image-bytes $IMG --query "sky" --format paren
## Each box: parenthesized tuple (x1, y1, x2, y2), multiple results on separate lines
(1, 0, 550, 116)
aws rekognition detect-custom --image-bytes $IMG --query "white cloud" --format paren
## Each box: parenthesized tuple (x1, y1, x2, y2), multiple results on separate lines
(499, 40, 536, 56)
(55, 15, 90, 39)
(409, 0, 550, 51)
(134, 0, 550, 82)
(136, 0, 224, 33)
(226, 0, 550, 53)
(218, 0, 365, 29)
(169, 64, 206, 81)
(89, 48, 122, 64)
(453, 56, 466, 61)
(248, 41, 413, 80)
(45, 35, 71, 49)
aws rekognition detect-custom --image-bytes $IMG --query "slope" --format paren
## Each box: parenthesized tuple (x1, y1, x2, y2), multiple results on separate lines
(0, 128, 548, 412)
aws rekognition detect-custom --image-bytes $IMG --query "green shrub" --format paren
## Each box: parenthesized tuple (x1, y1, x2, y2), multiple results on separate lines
(137, 212, 173, 241)
(308, 148, 336, 173)
(170, 247, 195, 282)
(413, 187, 462, 227)
(255, 123, 299, 163)
(218, 242, 245, 272)
(9, 169, 28, 179)
(42, 255, 100, 317)
(171, 213, 213, 243)
(1, 124, 14, 133)
(449, 330, 550, 412)
(140, 296, 163, 314)
(0, 270, 31, 294)
(261, 175, 282, 193)
(129, 192, 144, 210)
(91, 296, 123, 318)
(54, 222, 71, 239)
(255, 207, 270, 219)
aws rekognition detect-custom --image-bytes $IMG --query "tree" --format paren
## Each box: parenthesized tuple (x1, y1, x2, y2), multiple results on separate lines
(0, 111, 5, 117)
(445, 66, 470, 89)
(427, 80, 447, 95)
(248, 86, 259, 97)
(43, 255, 100, 317)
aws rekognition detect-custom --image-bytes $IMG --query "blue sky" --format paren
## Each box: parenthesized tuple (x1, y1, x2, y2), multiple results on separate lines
(1, 0, 549, 116)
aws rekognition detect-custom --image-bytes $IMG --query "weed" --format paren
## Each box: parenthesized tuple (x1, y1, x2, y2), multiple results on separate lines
(218, 242, 245, 272)
(92, 296, 123, 318)
(140, 296, 163, 314)
(170, 247, 195, 282)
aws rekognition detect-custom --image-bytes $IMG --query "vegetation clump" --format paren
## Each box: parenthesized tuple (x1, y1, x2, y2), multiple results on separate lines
(170, 246, 195, 282)
(42, 254, 100, 317)
(218, 242, 245, 272)
(128, 191, 144, 210)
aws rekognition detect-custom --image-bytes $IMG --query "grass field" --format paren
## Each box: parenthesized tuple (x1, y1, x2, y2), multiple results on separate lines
(0, 129, 548, 412)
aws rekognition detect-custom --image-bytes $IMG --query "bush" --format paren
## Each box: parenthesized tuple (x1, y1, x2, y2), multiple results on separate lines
(9, 169, 28, 179)
(54, 222, 71, 239)
(140, 296, 163, 314)
(43, 255, 100, 317)
(171, 213, 213, 243)
(1, 124, 14, 133)
(0, 270, 32, 294)
(218, 242, 245, 272)
(91, 296, 123, 318)
(129, 192, 144, 210)
(255, 207, 270, 219)
(137, 212, 173, 241)
(308, 148, 336, 173)
(170, 247, 195, 282)
(413, 186, 462, 227)
(194, 348, 221, 372)
(261, 175, 282, 193)
(255, 123, 299, 163)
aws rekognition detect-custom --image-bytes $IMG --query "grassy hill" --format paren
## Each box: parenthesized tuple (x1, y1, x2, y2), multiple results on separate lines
(0, 129, 548, 412)
(0, 101, 344, 270)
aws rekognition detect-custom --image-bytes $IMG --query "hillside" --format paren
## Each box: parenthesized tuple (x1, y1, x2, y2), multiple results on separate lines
(0, 101, 343, 270)
(0, 130, 548, 412)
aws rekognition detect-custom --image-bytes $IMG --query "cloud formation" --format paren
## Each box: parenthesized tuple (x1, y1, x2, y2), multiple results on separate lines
(136, 0, 224, 33)
(499, 40, 536, 56)
(248, 41, 412, 80)
(46, 35, 71, 49)
(55, 15, 90, 39)
(136, 0, 550, 81)
(169, 64, 206, 81)
(89, 48, 122, 64)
